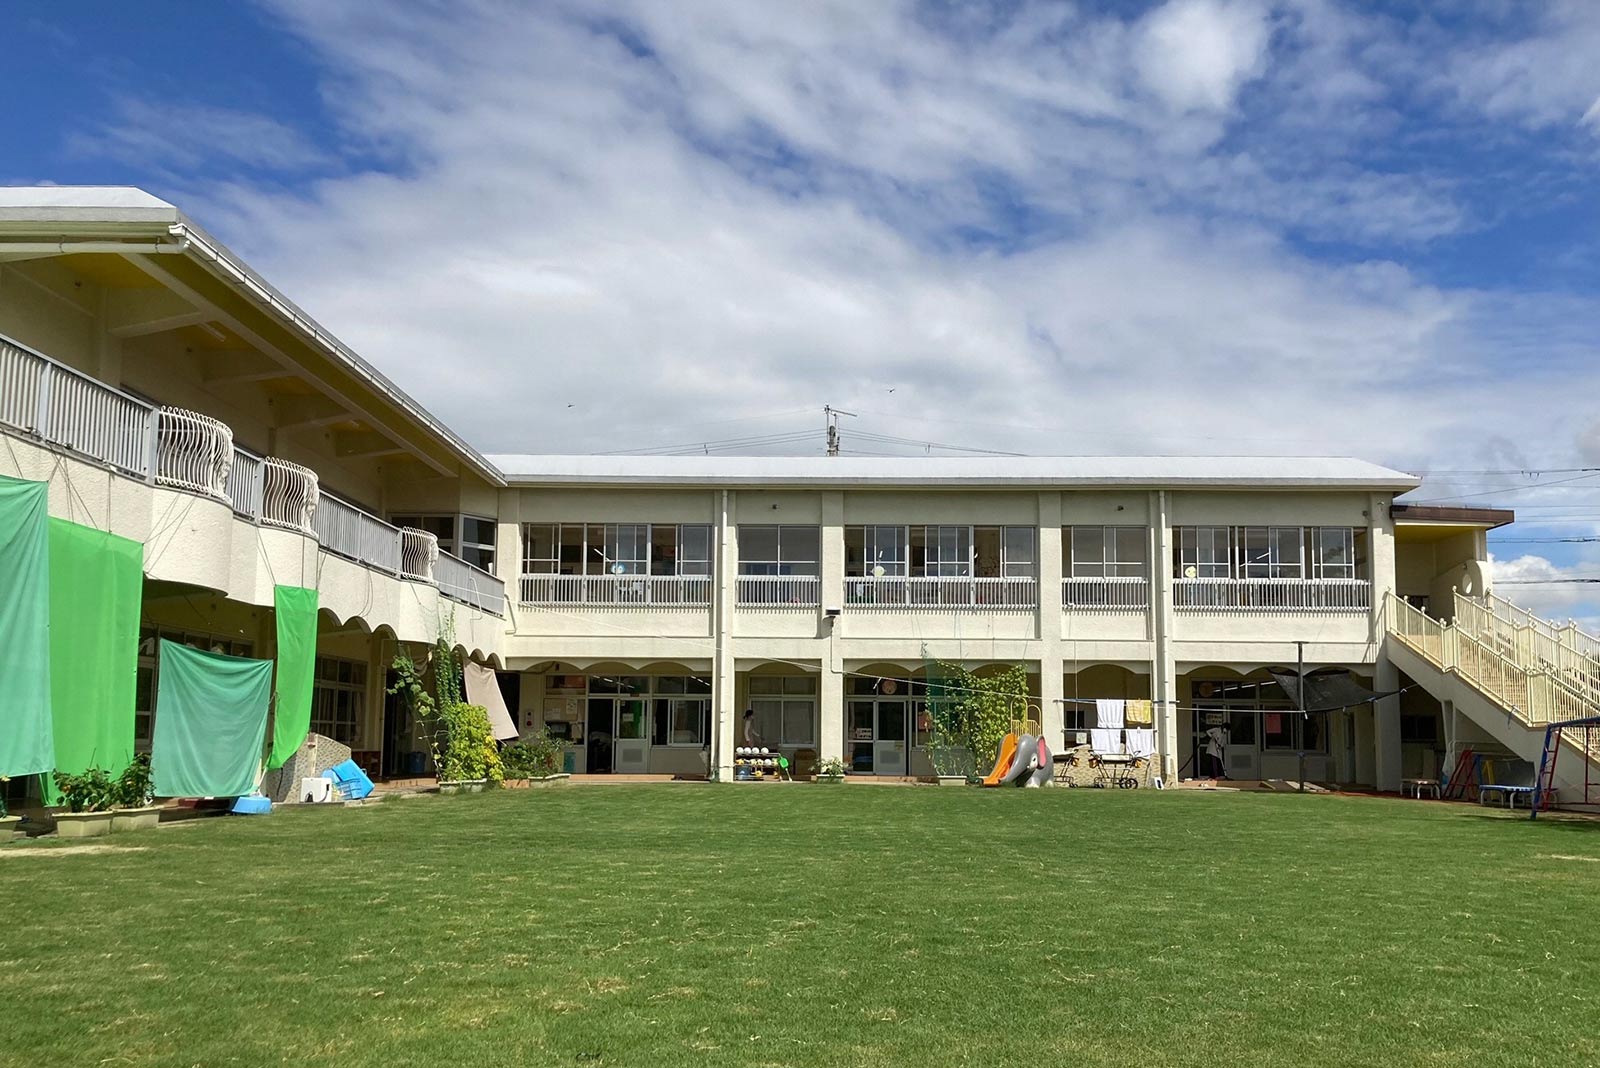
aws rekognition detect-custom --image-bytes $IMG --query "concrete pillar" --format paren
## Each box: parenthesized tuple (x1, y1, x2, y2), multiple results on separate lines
(712, 490, 738, 778)
(1151, 490, 1179, 782)
(1368, 491, 1396, 644)
(1038, 492, 1064, 744)
(819, 491, 845, 765)
(1374, 653, 1402, 792)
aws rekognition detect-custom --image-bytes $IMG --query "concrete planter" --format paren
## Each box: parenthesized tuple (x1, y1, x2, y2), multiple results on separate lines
(1, 815, 21, 842)
(55, 811, 115, 838)
(438, 779, 488, 795)
(111, 806, 163, 832)
(528, 774, 569, 788)
(936, 775, 968, 787)
(502, 778, 530, 790)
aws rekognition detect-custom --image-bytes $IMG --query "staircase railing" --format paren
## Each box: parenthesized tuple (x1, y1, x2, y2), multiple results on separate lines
(1453, 591, 1600, 713)
(1387, 593, 1598, 762)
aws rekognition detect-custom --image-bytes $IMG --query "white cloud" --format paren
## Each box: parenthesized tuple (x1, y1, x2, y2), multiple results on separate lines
(71, 99, 329, 175)
(1491, 553, 1600, 629)
(1135, 0, 1272, 113)
(1438, 1, 1600, 132)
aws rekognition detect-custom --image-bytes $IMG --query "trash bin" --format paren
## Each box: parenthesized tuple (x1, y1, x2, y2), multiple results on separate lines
(405, 751, 426, 776)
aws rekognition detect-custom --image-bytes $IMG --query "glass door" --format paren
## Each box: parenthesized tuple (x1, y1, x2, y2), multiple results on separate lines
(874, 700, 909, 775)
(848, 700, 875, 772)
(615, 698, 649, 772)
(586, 698, 614, 773)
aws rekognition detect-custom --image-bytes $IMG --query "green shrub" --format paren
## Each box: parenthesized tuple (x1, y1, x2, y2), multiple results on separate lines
(53, 765, 116, 813)
(437, 702, 504, 785)
(816, 756, 846, 782)
(501, 731, 565, 778)
(113, 754, 153, 808)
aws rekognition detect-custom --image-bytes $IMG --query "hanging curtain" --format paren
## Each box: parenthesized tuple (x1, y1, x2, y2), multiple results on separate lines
(151, 640, 273, 797)
(0, 474, 52, 778)
(266, 585, 319, 770)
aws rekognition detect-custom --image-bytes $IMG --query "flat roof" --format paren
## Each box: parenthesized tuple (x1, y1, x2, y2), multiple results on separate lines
(1390, 504, 1515, 529)
(0, 186, 181, 226)
(486, 454, 1422, 490)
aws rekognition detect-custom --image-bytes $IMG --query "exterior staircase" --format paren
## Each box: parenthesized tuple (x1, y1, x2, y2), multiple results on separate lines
(1385, 590, 1600, 804)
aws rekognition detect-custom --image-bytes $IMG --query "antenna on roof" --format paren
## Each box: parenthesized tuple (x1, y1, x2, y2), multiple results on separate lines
(824, 405, 856, 457)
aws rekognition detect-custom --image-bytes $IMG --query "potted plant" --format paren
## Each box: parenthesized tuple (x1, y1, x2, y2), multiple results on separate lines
(0, 777, 19, 842)
(815, 756, 846, 784)
(110, 754, 161, 831)
(500, 731, 569, 788)
(52, 766, 116, 838)
(436, 701, 505, 794)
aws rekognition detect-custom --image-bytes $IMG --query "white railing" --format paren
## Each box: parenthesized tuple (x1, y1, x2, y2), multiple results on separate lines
(153, 407, 233, 498)
(1174, 578, 1371, 612)
(1061, 577, 1149, 611)
(400, 527, 439, 582)
(1453, 591, 1600, 719)
(1387, 593, 1591, 731)
(737, 574, 822, 607)
(228, 446, 264, 517)
(314, 492, 403, 575)
(260, 457, 318, 533)
(845, 575, 1038, 610)
(436, 551, 507, 616)
(519, 573, 713, 607)
(3, 336, 153, 476)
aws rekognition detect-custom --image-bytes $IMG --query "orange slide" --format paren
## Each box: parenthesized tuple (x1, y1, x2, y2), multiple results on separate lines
(981, 732, 1021, 786)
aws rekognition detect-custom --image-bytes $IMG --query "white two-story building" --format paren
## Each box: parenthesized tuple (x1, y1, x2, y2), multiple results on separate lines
(8, 186, 1567, 806)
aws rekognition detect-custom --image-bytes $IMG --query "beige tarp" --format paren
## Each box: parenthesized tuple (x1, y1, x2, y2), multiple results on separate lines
(463, 660, 520, 740)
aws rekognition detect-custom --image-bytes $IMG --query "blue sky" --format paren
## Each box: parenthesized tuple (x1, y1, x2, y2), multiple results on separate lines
(5, 0, 1600, 620)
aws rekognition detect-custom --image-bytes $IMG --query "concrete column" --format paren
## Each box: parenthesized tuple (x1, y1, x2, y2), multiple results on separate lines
(713, 490, 737, 778)
(1368, 491, 1396, 645)
(1374, 653, 1402, 792)
(1038, 493, 1064, 743)
(819, 491, 845, 765)
(1151, 490, 1179, 782)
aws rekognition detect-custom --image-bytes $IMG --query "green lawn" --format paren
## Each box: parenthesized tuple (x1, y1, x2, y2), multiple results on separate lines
(3, 787, 1599, 1067)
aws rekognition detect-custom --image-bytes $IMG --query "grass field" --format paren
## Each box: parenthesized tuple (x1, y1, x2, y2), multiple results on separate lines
(3, 786, 1599, 1067)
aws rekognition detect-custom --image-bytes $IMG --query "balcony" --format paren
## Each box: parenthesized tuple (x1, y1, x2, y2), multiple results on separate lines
(1, 331, 505, 617)
(519, 573, 713, 607)
(737, 575, 822, 607)
(1174, 578, 1371, 613)
(1061, 577, 1149, 611)
(845, 576, 1038, 610)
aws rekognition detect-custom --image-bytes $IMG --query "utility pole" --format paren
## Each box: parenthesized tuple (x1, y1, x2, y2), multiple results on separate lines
(1296, 639, 1307, 794)
(824, 405, 856, 456)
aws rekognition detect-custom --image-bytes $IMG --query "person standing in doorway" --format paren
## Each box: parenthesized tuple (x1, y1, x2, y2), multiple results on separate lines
(743, 708, 762, 748)
(1204, 723, 1228, 779)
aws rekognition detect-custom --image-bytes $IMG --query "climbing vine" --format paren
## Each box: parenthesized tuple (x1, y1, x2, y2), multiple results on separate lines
(926, 661, 1032, 775)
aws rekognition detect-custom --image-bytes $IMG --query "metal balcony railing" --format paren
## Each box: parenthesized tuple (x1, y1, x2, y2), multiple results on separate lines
(436, 551, 508, 616)
(519, 573, 713, 607)
(1061, 577, 1149, 611)
(2, 330, 506, 616)
(1173, 578, 1371, 612)
(844, 575, 1038, 610)
(737, 574, 822, 607)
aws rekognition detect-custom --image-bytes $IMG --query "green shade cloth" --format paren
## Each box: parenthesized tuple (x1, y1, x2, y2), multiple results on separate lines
(42, 519, 143, 804)
(151, 640, 272, 798)
(0, 473, 52, 778)
(267, 585, 319, 770)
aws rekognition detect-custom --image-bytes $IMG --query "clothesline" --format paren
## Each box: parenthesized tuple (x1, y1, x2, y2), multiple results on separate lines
(1052, 684, 1419, 717)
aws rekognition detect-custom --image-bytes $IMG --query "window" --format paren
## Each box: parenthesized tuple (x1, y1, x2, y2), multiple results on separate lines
(845, 526, 907, 576)
(975, 526, 1037, 578)
(648, 676, 712, 746)
(391, 514, 456, 552)
(1069, 526, 1147, 578)
(1238, 527, 1303, 579)
(911, 526, 971, 577)
(521, 523, 712, 577)
(1175, 526, 1230, 579)
(1401, 713, 1439, 744)
(1312, 527, 1359, 580)
(748, 675, 818, 747)
(739, 526, 820, 576)
(459, 516, 496, 571)
(311, 656, 368, 748)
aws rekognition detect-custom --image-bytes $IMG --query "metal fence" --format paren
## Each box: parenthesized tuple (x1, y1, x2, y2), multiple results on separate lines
(153, 407, 233, 498)
(737, 574, 822, 607)
(844, 575, 1038, 610)
(400, 527, 439, 581)
(1061, 577, 1149, 611)
(227, 446, 265, 517)
(313, 492, 404, 575)
(519, 573, 714, 606)
(1174, 578, 1371, 612)
(260, 457, 318, 533)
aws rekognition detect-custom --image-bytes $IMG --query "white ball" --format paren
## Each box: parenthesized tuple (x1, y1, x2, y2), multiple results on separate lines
(760, 747, 770, 756)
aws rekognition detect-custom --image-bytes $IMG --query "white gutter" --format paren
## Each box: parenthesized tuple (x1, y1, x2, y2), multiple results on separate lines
(0, 239, 189, 255)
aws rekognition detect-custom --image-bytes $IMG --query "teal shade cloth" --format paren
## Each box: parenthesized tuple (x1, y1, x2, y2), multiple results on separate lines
(267, 585, 319, 770)
(42, 518, 143, 803)
(151, 640, 273, 797)
(0, 473, 52, 778)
